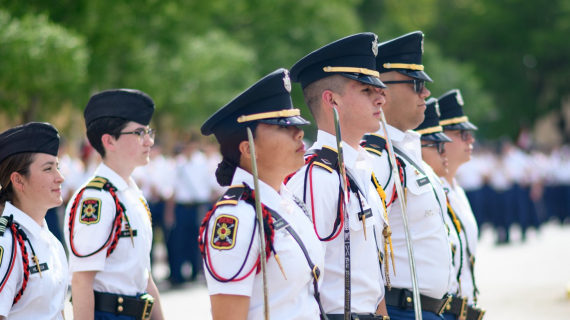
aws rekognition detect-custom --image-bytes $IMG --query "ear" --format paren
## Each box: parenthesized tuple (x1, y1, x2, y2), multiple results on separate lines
(10, 172, 25, 192)
(238, 140, 256, 160)
(321, 90, 337, 109)
(101, 134, 117, 153)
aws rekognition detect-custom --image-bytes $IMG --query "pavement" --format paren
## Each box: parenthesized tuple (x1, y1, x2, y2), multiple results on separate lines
(64, 222, 570, 319)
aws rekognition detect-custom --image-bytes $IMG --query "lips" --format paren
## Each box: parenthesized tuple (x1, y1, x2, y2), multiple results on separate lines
(296, 143, 306, 153)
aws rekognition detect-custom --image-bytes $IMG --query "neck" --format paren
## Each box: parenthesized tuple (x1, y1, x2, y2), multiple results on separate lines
(320, 127, 362, 150)
(12, 198, 46, 226)
(241, 163, 283, 193)
(444, 162, 459, 187)
(103, 157, 135, 183)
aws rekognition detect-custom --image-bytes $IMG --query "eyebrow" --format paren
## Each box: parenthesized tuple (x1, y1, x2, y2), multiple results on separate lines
(42, 161, 57, 166)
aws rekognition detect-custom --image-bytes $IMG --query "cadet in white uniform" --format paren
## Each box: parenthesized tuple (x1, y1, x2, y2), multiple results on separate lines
(437, 89, 485, 319)
(199, 68, 326, 320)
(64, 89, 164, 320)
(287, 33, 391, 319)
(363, 32, 453, 320)
(0, 122, 69, 320)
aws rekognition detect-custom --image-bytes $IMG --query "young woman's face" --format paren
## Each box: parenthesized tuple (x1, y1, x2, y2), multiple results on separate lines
(253, 123, 306, 176)
(114, 121, 155, 167)
(444, 129, 475, 167)
(421, 141, 448, 177)
(23, 153, 65, 209)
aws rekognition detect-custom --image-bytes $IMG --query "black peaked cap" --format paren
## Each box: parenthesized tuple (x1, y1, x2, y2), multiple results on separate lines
(415, 98, 452, 142)
(376, 31, 433, 82)
(201, 68, 310, 143)
(438, 89, 478, 130)
(84, 89, 155, 126)
(290, 32, 386, 89)
(0, 122, 60, 165)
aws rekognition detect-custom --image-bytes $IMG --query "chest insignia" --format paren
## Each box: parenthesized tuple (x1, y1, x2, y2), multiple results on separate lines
(211, 215, 239, 250)
(80, 198, 102, 225)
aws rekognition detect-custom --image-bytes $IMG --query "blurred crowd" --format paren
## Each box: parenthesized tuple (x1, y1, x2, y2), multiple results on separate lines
(45, 136, 570, 286)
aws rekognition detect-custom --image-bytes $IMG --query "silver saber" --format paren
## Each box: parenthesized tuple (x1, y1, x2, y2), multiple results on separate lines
(333, 107, 351, 320)
(378, 108, 422, 320)
(247, 127, 270, 320)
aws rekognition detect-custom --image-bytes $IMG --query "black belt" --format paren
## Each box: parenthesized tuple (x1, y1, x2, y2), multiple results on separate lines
(94, 291, 154, 320)
(443, 295, 485, 320)
(326, 314, 389, 320)
(384, 287, 451, 315)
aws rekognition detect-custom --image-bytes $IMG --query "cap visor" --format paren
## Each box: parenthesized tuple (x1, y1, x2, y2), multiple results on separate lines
(341, 74, 387, 88)
(258, 115, 311, 126)
(397, 70, 433, 82)
(443, 121, 478, 131)
(421, 132, 453, 142)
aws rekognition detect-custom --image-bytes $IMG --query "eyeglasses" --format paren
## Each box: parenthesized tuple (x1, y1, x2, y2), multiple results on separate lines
(382, 79, 425, 94)
(459, 130, 473, 142)
(119, 128, 156, 142)
(422, 142, 446, 155)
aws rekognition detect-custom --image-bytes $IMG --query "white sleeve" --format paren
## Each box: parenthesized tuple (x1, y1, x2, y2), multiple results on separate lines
(0, 229, 23, 316)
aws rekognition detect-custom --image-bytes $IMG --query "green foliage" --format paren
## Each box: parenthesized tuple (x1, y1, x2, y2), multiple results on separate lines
(0, 10, 88, 121)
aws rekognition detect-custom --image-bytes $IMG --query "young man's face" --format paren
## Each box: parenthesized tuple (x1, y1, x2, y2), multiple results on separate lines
(114, 121, 155, 167)
(382, 71, 431, 132)
(336, 79, 386, 135)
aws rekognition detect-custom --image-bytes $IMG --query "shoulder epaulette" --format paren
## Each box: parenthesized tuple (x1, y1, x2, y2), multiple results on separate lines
(306, 146, 338, 173)
(85, 176, 109, 190)
(0, 216, 9, 237)
(362, 133, 387, 157)
(216, 185, 246, 207)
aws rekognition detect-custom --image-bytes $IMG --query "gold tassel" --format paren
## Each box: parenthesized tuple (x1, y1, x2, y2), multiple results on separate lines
(274, 253, 287, 280)
(33, 256, 42, 278)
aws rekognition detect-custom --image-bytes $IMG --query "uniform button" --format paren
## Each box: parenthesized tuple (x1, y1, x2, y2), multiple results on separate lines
(406, 297, 412, 303)
(117, 306, 123, 312)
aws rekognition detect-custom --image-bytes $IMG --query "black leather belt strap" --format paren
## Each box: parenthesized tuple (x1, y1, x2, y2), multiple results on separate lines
(384, 287, 451, 315)
(94, 291, 154, 320)
(326, 313, 389, 320)
(268, 208, 329, 320)
(443, 295, 485, 320)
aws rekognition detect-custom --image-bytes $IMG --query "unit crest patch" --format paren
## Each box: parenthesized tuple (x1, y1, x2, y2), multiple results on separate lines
(80, 198, 102, 225)
(211, 215, 238, 250)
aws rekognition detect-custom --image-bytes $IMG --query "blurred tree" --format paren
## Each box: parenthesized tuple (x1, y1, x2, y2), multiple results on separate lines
(0, 10, 88, 122)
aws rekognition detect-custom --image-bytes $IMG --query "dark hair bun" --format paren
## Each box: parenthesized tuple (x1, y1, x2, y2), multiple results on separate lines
(215, 159, 237, 187)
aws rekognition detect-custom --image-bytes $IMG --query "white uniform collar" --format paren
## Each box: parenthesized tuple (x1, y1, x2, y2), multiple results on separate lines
(3, 202, 44, 239)
(94, 163, 137, 192)
(231, 167, 282, 211)
(375, 123, 421, 142)
(315, 130, 361, 170)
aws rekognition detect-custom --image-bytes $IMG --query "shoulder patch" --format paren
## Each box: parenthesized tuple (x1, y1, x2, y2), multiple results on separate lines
(362, 133, 387, 157)
(216, 185, 245, 206)
(311, 146, 338, 173)
(80, 198, 102, 225)
(85, 176, 109, 190)
(211, 215, 238, 250)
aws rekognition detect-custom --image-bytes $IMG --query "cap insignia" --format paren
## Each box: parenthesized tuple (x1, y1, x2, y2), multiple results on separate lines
(372, 34, 378, 57)
(283, 70, 292, 93)
(455, 90, 464, 106)
(421, 34, 425, 54)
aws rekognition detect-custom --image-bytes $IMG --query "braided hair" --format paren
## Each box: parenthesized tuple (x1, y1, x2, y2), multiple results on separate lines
(0, 153, 35, 215)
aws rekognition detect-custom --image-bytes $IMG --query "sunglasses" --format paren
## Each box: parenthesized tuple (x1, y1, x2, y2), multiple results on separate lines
(422, 141, 446, 155)
(459, 130, 473, 142)
(382, 79, 425, 94)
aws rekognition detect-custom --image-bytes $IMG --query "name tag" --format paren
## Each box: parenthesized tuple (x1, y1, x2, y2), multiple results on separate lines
(30, 263, 49, 274)
(358, 208, 373, 221)
(272, 219, 289, 231)
(119, 230, 138, 238)
(416, 177, 430, 187)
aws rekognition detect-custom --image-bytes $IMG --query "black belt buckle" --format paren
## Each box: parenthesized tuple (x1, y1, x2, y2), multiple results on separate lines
(438, 294, 452, 315)
(139, 293, 154, 320)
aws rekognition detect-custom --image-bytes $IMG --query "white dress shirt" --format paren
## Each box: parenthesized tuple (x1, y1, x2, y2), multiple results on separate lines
(174, 151, 213, 204)
(0, 203, 69, 319)
(370, 124, 453, 299)
(442, 177, 478, 304)
(287, 130, 387, 315)
(64, 163, 153, 295)
(204, 167, 325, 320)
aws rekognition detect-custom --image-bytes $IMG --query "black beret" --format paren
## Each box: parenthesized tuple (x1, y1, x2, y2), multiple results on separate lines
(0, 122, 60, 165)
(376, 31, 433, 82)
(84, 89, 155, 126)
(438, 89, 478, 130)
(290, 32, 387, 89)
(415, 98, 452, 142)
(201, 68, 310, 143)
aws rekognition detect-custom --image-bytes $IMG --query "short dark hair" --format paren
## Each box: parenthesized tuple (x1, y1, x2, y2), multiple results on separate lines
(302, 75, 350, 125)
(86, 117, 130, 158)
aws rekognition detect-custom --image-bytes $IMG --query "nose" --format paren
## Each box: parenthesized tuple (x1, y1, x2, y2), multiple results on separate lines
(420, 86, 431, 99)
(144, 133, 155, 147)
(374, 89, 386, 106)
(294, 126, 304, 140)
(56, 168, 65, 184)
